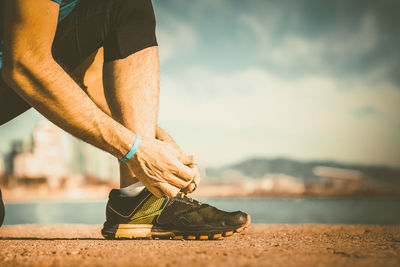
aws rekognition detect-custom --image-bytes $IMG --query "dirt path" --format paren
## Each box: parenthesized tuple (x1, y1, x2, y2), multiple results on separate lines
(1, 224, 399, 267)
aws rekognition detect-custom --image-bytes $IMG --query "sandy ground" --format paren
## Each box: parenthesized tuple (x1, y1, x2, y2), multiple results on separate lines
(0, 224, 399, 267)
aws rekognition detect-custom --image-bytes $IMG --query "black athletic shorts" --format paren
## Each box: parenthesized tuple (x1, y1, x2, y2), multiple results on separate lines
(0, 0, 158, 125)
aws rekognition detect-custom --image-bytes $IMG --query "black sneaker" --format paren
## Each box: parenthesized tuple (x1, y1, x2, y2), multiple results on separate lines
(0, 188, 4, 227)
(101, 189, 250, 240)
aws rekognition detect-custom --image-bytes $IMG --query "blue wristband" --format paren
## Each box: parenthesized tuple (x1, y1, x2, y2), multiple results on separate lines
(120, 135, 141, 162)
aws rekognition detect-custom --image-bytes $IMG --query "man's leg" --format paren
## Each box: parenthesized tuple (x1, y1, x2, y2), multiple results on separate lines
(103, 46, 159, 187)
(71, 0, 161, 189)
(72, 47, 200, 192)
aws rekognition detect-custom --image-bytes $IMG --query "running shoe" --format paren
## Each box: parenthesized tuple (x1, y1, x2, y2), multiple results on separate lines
(101, 189, 250, 240)
(0, 188, 4, 227)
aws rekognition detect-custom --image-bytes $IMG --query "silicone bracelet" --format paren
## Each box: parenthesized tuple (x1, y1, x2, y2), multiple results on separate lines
(120, 135, 141, 162)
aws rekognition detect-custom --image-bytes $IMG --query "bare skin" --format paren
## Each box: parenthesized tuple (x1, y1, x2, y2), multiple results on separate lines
(103, 47, 195, 196)
(1, 0, 197, 197)
(73, 48, 200, 193)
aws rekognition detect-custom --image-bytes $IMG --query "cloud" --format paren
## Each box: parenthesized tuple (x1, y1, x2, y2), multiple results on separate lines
(353, 106, 377, 118)
(156, 12, 198, 64)
(154, 0, 400, 85)
(152, 0, 400, 167)
(158, 66, 400, 166)
(239, 12, 382, 77)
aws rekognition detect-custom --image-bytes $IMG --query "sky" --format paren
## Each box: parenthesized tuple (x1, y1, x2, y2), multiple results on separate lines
(0, 0, 399, 169)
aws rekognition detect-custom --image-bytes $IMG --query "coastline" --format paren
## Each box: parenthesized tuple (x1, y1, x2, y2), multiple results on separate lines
(2, 184, 400, 203)
(1, 224, 399, 267)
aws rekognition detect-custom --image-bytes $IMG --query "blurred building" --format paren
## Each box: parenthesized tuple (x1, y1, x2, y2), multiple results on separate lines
(13, 121, 69, 187)
(313, 166, 363, 190)
(4, 119, 120, 189)
(5, 141, 24, 175)
(260, 175, 306, 194)
(70, 138, 119, 182)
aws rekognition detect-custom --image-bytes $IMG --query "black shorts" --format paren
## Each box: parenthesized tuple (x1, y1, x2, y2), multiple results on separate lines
(0, 0, 158, 125)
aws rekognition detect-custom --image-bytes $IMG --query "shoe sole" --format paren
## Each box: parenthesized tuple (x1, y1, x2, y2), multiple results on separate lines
(101, 214, 251, 240)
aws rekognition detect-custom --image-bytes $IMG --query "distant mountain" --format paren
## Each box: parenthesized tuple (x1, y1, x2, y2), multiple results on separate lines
(206, 158, 400, 185)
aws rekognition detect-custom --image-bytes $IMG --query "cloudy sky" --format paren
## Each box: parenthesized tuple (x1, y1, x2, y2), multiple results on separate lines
(1, 0, 399, 168)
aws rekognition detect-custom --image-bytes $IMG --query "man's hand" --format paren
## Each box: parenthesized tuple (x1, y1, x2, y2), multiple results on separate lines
(184, 164, 201, 193)
(127, 137, 196, 197)
(156, 126, 201, 194)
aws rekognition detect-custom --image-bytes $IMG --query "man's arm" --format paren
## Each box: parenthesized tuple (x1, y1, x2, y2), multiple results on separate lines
(1, 0, 195, 197)
(2, 0, 133, 158)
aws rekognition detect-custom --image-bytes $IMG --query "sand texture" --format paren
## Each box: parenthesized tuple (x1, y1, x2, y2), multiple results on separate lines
(0, 224, 399, 267)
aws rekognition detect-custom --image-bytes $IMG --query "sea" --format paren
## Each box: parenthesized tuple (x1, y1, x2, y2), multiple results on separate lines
(3, 197, 400, 225)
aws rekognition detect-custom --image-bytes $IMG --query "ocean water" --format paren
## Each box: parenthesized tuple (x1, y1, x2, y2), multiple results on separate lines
(3, 197, 400, 225)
